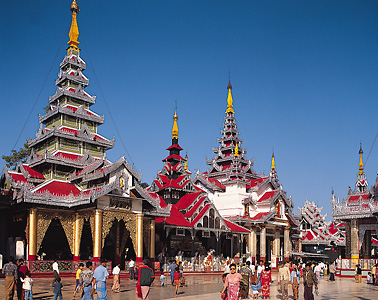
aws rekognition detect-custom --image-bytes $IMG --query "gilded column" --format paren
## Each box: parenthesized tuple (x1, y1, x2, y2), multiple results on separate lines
(136, 214, 144, 262)
(93, 210, 103, 262)
(150, 219, 155, 260)
(73, 213, 80, 261)
(28, 209, 37, 261)
(249, 227, 257, 263)
(298, 238, 302, 253)
(351, 219, 359, 262)
(260, 226, 266, 262)
(284, 227, 291, 261)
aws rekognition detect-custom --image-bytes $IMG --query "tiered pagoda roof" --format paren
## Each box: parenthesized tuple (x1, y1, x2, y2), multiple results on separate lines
(299, 200, 346, 246)
(0, 1, 166, 215)
(148, 110, 249, 233)
(332, 145, 378, 219)
(194, 82, 299, 228)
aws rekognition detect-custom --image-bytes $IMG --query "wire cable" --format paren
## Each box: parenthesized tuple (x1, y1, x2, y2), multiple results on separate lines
(80, 39, 135, 166)
(11, 29, 68, 151)
(364, 130, 378, 168)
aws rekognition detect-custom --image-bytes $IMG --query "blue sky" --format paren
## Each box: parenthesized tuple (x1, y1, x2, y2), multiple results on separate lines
(1, 0, 378, 219)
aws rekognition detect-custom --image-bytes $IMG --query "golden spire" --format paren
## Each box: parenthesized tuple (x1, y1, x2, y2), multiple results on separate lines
(358, 144, 365, 175)
(172, 110, 179, 139)
(67, 0, 80, 53)
(234, 143, 239, 157)
(271, 152, 276, 170)
(184, 153, 188, 170)
(225, 80, 235, 114)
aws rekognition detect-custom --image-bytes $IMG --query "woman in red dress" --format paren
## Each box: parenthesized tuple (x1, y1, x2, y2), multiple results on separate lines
(261, 265, 272, 299)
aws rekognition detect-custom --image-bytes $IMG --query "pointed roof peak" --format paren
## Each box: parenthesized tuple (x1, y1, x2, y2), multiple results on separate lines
(172, 109, 179, 140)
(227, 80, 232, 90)
(358, 143, 365, 175)
(271, 152, 275, 170)
(225, 81, 234, 114)
(67, 0, 80, 53)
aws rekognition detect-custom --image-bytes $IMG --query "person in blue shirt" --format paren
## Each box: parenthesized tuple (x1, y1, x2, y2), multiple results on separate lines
(93, 260, 109, 300)
(168, 261, 178, 286)
(52, 277, 63, 300)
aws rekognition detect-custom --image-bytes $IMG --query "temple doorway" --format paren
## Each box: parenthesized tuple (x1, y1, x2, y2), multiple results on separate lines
(39, 219, 72, 260)
(79, 219, 93, 260)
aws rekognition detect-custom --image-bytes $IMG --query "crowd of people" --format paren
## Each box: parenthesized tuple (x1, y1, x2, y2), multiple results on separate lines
(219, 260, 350, 300)
(2, 257, 32, 300)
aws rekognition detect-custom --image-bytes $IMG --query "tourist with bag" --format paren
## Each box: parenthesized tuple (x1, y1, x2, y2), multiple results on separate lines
(135, 259, 155, 300)
(220, 263, 242, 300)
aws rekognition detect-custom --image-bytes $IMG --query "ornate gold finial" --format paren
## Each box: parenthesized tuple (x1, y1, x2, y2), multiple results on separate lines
(358, 143, 365, 175)
(172, 110, 179, 139)
(184, 153, 188, 170)
(271, 152, 275, 170)
(234, 143, 239, 157)
(225, 80, 235, 114)
(67, 0, 80, 53)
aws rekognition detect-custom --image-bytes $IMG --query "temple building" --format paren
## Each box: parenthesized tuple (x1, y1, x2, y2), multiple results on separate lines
(0, 0, 166, 267)
(298, 200, 346, 261)
(147, 110, 250, 259)
(194, 82, 300, 266)
(332, 145, 378, 260)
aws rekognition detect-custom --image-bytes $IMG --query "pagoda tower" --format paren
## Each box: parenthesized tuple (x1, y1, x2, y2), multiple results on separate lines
(0, 0, 165, 265)
(27, 0, 114, 181)
(205, 81, 257, 183)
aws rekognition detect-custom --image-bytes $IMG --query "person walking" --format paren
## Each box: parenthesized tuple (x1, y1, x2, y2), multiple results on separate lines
(79, 262, 94, 300)
(261, 264, 272, 299)
(173, 267, 181, 296)
(17, 259, 29, 300)
(371, 263, 376, 285)
(52, 277, 63, 300)
(303, 263, 318, 300)
(129, 259, 135, 280)
(111, 262, 121, 293)
(290, 265, 300, 300)
(52, 260, 60, 284)
(240, 261, 252, 299)
(355, 264, 362, 283)
(3, 256, 18, 300)
(328, 262, 336, 282)
(93, 260, 109, 300)
(314, 263, 321, 282)
(168, 260, 178, 286)
(278, 262, 290, 300)
(73, 263, 84, 297)
(20, 273, 33, 300)
(220, 263, 242, 300)
(135, 259, 155, 300)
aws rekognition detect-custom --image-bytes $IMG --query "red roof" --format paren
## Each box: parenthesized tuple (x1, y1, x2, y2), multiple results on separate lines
(258, 190, 277, 202)
(176, 192, 202, 210)
(205, 177, 226, 189)
(34, 181, 81, 196)
(54, 152, 82, 161)
(22, 165, 44, 179)
(303, 230, 317, 241)
(184, 196, 206, 218)
(148, 192, 168, 208)
(250, 212, 269, 220)
(348, 194, 370, 202)
(9, 172, 28, 183)
(156, 206, 191, 227)
(224, 219, 250, 233)
(166, 144, 183, 151)
(162, 154, 185, 162)
(372, 238, 378, 245)
(190, 204, 211, 225)
(246, 177, 267, 189)
(328, 223, 338, 235)
(65, 105, 99, 117)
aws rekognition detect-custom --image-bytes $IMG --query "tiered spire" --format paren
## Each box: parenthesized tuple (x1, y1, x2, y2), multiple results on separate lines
(270, 152, 278, 183)
(357, 143, 365, 175)
(172, 110, 179, 140)
(355, 144, 368, 193)
(204, 81, 257, 183)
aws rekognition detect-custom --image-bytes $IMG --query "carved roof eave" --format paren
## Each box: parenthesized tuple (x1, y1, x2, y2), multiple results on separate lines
(286, 210, 300, 227)
(55, 72, 89, 87)
(27, 129, 114, 149)
(39, 106, 104, 124)
(49, 88, 96, 105)
(193, 174, 223, 193)
(133, 183, 170, 215)
(59, 55, 87, 70)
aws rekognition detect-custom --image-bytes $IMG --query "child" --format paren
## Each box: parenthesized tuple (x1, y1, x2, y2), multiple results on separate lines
(160, 274, 167, 287)
(173, 267, 181, 296)
(73, 263, 84, 297)
(52, 277, 63, 300)
(250, 273, 260, 299)
(21, 273, 33, 300)
(221, 273, 228, 300)
(367, 272, 373, 284)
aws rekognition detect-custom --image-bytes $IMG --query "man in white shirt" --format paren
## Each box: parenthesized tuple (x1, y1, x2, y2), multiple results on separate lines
(52, 260, 60, 283)
(129, 259, 135, 280)
(314, 263, 321, 282)
(257, 260, 264, 277)
(278, 261, 291, 300)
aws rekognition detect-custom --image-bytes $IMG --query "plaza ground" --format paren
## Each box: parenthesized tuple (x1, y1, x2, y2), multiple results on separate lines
(1, 272, 377, 300)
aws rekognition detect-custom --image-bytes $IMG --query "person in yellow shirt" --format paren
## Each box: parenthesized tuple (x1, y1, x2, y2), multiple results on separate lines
(73, 263, 84, 297)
